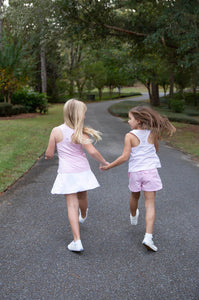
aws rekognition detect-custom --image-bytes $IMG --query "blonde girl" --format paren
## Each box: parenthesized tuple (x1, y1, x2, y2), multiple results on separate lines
(45, 99, 108, 252)
(101, 106, 175, 252)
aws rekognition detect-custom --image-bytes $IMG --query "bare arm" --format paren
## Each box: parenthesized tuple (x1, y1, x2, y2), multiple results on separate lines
(101, 133, 132, 170)
(83, 135, 108, 166)
(45, 127, 62, 159)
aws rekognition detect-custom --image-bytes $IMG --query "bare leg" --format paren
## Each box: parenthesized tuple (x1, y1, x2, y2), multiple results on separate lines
(144, 191, 156, 234)
(65, 193, 80, 241)
(78, 191, 88, 218)
(129, 192, 140, 216)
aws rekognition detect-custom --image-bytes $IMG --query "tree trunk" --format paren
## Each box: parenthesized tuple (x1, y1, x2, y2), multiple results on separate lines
(109, 85, 113, 99)
(8, 92, 11, 104)
(169, 73, 174, 98)
(117, 86, 121, 97)
(163, 84, 168, 97)
(0, 0, 3, 50)
(150, 82, 160, 106)
(68, 79, 74, 96)
(144, 81, 152, 103)
(40, 43, 47, 94)
(193, 84, 197, 106)
(98, 88, 102, 100)
(76, 81, 85, 99)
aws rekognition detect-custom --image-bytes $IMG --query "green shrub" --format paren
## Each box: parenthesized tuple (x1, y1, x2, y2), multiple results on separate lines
(0, 104, 28, 116)
(170, 93, 183, 100)
(184, 92, 199, 105)
(166, 92, 199, 106)
(11, 105, 27, 115)
(169, 99, 185, 113)
(11, 90, 48, 113)
(0, 103, 13, 116)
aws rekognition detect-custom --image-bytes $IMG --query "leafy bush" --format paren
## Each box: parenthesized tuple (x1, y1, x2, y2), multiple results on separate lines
(0, 103, 28, 116)
(169, 93, 183, 100)
(169, 99, 185, 113)
(11, 90, 48, 113)
(0, 103, 12, 116)
(11, 105, 27, 115)
(184, 92, 199, 105)
(166, 92, 199, 106)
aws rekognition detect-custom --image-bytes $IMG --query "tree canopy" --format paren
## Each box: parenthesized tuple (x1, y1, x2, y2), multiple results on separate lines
(1, 0, 198, 105)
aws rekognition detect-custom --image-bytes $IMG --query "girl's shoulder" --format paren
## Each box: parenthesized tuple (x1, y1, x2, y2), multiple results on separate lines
(52, 125, 64, 143)
(57, 123, 74, 133)
(126, 132, 140, 147)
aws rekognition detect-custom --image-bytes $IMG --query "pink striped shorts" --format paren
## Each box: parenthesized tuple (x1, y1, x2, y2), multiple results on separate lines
(128, 169, 162, 192)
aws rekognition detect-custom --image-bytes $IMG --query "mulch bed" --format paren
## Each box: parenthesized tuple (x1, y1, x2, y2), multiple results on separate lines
(0, 113, 41, 120)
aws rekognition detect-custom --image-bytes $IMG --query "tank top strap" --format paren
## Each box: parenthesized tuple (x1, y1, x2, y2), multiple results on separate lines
(130, 129, 151, 144)
(143, 130, 151, 142)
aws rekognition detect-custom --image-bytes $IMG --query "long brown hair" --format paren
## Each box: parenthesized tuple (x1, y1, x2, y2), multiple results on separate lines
(64, 99, 102, 144)
(129, 106, 176, 139)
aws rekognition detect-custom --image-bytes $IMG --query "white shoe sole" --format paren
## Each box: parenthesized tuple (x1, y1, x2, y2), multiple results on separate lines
(142, 241, 157, 252)
(68, 241, 84, 252)
(68, 248, 84, 252)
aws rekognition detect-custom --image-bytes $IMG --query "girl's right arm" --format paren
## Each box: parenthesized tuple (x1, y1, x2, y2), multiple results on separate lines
(101, 133, 132, 170)
(45, 127, 62, 159)
(45, 128, 56, 159)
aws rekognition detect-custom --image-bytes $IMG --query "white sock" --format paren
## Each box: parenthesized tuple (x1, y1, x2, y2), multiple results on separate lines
(145, 233, 153, 240)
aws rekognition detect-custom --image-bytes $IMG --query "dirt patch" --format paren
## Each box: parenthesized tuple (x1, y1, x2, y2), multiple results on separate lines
(0, 113, 41, 120)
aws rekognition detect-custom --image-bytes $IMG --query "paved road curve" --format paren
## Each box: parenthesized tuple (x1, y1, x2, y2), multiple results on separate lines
(1, 95, 199, 299)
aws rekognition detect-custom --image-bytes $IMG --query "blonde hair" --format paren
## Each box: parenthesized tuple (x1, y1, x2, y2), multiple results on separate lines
(129, 106, 176, 139)
(63, 99, 102, 144)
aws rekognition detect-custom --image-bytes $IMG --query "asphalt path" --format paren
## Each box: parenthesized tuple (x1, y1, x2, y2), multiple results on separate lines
(1, 94, 199, 299)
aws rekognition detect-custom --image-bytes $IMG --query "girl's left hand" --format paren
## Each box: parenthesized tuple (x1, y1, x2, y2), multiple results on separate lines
(99, 162, 110, 171)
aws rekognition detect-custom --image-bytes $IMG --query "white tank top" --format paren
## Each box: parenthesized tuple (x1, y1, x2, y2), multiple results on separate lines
(128, 129, 161, 172)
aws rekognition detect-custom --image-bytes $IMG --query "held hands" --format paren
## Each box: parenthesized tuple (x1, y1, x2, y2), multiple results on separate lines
(45, 154, 53, 160)
(99, 161, 110, 171)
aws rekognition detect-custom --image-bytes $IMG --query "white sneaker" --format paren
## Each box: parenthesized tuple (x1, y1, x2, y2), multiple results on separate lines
(67, 240, 84, 252)
(130, 209, 139, 225)
(142, 237, 158, 252)
(79, 208, 88, 224)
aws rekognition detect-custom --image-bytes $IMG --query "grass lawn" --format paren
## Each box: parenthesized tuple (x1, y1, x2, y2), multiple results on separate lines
(164, 122, 199, 159)
(0, 104, 64, 193)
